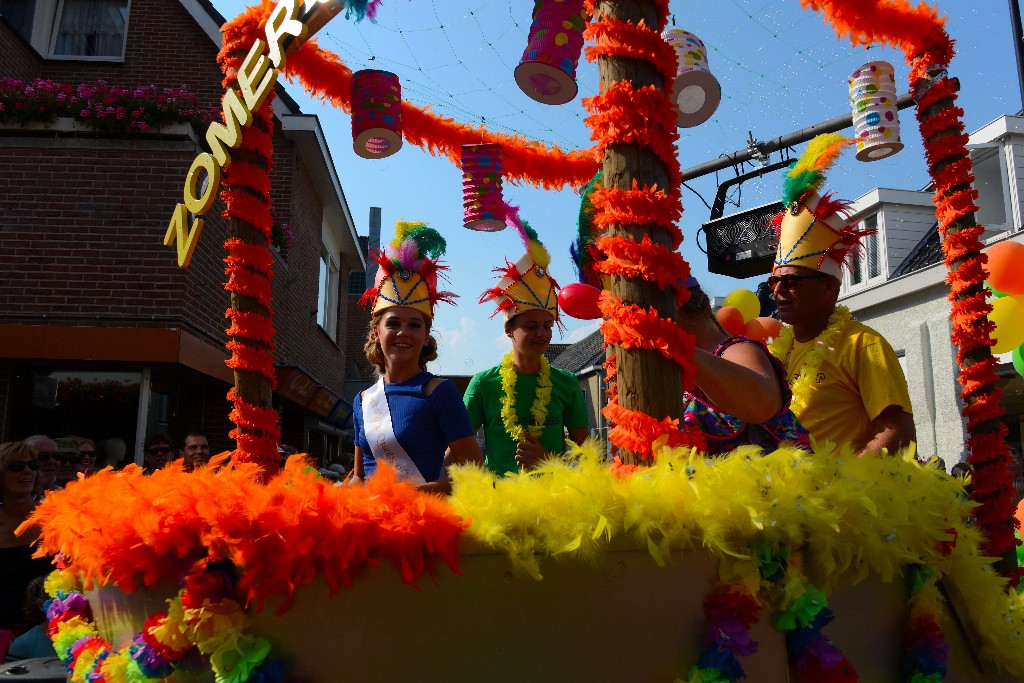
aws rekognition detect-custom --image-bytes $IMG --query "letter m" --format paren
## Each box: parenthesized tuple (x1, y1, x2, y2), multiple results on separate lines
(206, 88, 252, 167)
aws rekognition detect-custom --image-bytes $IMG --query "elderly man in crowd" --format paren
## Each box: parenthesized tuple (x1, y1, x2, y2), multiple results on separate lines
(180, 432, 211, 470)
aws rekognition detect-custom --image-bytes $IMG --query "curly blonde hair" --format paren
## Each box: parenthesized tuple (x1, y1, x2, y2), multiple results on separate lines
(363, 311, 439, 375)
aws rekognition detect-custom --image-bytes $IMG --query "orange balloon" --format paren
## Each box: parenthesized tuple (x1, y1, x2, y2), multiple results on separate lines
(716, 306, 746, 336)
(744, 318, 769, 342)
(986, 241, 1024, 296)
(754, 316, 783, 340)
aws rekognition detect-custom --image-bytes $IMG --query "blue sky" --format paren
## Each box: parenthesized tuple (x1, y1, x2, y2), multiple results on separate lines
(209, 0, 1021, 376)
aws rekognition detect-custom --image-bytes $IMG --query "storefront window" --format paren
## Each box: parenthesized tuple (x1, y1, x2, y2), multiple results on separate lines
(10, 367, 141, 468)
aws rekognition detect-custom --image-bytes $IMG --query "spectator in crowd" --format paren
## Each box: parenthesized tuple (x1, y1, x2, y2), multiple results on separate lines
(950, 461, 973, 500)
(21, 436, 59, 496)
(180, 433, 211, 470)
(142, 433, 174, 473)
(53, 438, 81, 487)
(0, 442, 51, 635)
(101, 438, 127, 469)
(3, 577, 55, 661)
(74, 437, 98, 474)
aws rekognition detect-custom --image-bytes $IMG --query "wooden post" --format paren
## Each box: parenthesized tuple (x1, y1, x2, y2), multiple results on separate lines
(915, 71, 1017, 573)
(595, 0, 685, 464)
(218, 39, 282, 478)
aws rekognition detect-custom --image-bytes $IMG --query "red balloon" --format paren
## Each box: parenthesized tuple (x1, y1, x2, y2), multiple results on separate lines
(558, 282, 602, 320)
(716, 306, 746, 336)
(987, 240, 1024, 296)
(743, 318, 769, 342)
(754, 316, 782, 340)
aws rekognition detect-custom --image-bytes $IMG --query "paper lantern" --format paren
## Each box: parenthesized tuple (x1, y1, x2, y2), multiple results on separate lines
(515, 0, 586, 105)
(848, 61, 904, 162)
(662, 29, 721, 128)
(350, 69, 403, 159)
(461, 143, 506, 231)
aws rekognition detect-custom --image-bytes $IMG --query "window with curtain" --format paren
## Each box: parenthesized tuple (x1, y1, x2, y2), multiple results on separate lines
(51, 0, 129, 58)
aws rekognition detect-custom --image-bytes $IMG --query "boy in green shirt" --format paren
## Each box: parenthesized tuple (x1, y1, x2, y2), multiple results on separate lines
(465, 209, 590, 474)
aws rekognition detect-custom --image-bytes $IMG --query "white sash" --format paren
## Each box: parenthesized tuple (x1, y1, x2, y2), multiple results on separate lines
(362, 377, 428, 485)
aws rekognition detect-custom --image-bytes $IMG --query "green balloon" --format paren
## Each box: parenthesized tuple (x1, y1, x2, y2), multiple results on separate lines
(987, 280, 1009, 298)
(1013, 344, 1024, 378)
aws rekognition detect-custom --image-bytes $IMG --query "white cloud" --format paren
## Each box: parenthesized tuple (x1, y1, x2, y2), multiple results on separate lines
(431, 316, 505, 376)
(564, 320, 601, 343)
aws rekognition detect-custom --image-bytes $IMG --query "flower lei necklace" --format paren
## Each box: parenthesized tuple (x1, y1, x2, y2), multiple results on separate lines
(499, 352, 553, 442)
(769, 305, 851, 413)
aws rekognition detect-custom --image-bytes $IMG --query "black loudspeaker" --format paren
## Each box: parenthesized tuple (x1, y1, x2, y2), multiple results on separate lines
(700, 201, 783, 279)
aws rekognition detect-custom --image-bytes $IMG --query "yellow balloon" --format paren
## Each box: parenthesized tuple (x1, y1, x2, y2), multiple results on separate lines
(723, 288, 760, 323)
(990, 295, 1024, 354)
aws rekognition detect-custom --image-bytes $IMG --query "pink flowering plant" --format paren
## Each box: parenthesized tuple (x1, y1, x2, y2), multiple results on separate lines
(0, 78, 218, 136)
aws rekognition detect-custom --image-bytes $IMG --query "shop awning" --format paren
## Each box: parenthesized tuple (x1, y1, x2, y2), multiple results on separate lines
(276, 365, 352, 428)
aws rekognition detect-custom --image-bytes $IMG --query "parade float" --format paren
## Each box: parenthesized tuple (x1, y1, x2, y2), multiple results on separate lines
(20, 0, 1024, 681)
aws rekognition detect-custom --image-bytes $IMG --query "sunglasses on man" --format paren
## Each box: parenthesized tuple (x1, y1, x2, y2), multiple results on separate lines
(7, 460, 41, 473)
(146, 446, 172, 456)
(766, 273, 832, 290)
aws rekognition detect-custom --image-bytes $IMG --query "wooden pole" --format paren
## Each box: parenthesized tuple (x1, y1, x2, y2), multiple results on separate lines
(595, 0, 685, 464)
(915, 71, 1017, 574)
(218, 39, 281, 479)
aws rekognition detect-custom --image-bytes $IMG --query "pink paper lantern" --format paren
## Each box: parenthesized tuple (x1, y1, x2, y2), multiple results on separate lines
(351, 69, 403, 159)
(514, 0, 587, 106)
(461, 143, 506, 232)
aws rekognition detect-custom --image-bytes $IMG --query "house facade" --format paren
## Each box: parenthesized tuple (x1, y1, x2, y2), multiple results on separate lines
(838, 115, 1024, 463)
(0, 0, 364, 465)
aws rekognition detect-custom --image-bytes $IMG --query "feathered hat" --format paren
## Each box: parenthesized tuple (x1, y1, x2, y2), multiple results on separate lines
(359, 221, 455, 319)
(772, 133, 874, 278)
(480, 204, 560, 322)
(570, 170, 606, 289)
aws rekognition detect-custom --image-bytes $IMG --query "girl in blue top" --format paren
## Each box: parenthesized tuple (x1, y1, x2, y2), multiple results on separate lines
(351, 222, 482, 495)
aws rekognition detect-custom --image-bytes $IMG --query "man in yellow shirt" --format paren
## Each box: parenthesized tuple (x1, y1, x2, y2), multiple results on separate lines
(767, 134, 915, 454)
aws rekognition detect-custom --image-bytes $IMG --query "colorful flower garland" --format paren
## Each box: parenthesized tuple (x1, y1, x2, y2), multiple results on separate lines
(769, 305, 852, 414)
(686, 583, 763, 682)
(902, 564, 951, 682)
(499, 352, 553, 443)
(43, 560, 279, 683)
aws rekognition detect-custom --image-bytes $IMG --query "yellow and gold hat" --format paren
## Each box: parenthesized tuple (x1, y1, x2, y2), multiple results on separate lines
(772, 134, 872, 277)
(480, 205, 560, 322)
(359, 221, 454, 319)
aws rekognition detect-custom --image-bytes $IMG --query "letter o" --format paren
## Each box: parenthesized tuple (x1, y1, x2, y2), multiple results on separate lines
(184, 153, 221, 215)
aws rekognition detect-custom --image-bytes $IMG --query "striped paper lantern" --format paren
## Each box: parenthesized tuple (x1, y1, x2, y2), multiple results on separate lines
(351, 69, 403, 159)
(461, 143, 506, 231)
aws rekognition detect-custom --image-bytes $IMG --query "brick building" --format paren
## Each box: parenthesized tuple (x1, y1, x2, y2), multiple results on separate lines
(0, 0, 364, 465)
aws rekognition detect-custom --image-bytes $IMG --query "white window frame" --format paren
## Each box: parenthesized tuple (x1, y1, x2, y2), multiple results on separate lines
(844, 213, 885, 292)
(317, 244, 339, 341)
(969, 143, 1013, 239)
(43, 0, 130, 60)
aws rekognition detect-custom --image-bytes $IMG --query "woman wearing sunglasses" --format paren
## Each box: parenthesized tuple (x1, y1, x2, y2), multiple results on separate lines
(0, 442, 52, 636)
